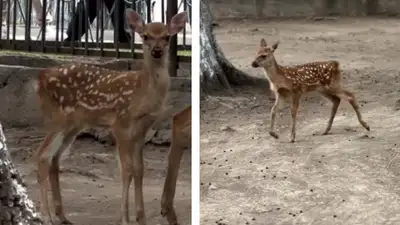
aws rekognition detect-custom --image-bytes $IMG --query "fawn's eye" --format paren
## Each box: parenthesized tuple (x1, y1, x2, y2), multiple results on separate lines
(142, 35, 148, 41)
(260, 55, 267, 59)
(164, 36, 170, 42)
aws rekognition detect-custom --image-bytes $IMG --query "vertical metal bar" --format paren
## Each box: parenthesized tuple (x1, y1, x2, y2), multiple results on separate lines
(128, 0, 133, 59)
(24, 0, 30, 47)
(95, 0, 99, 44)
(129, 0, 134, 59)
(71, 0, 75, 53)
(25, 0, 32, 50)
(0, 0, 3, 39)
(182, 0, 186, 47)
(84, 0, 88, 55)
(12, 0, 16, 46)
(99, 0, 103, 56)
(167, 0, 177, 77)
(78, 0, 82, 46)
(161, 0, 164, 23)
(41, 0, 47, 52)
(55, 0, 60, 46)
(145, 0, 150, 22)
(114, 0, 119, 58)
(60, 0, 64, 41)
(6, 0, 11, 40)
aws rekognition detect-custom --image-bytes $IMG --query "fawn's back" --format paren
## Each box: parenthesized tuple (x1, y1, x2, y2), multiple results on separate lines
(281, 60, 340, 87)
(35, 63, 162, 127)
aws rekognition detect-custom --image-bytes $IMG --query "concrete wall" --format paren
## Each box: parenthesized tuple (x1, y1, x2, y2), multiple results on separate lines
(210, 0, 400, 19)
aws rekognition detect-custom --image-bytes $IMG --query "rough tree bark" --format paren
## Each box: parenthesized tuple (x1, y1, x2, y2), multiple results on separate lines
(200, 0, 267, 92)
(0, 124, 43, 225)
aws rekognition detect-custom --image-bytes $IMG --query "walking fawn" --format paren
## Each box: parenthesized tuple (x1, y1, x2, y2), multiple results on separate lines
(251, 38, 370, 143)
(33, 9, 188, 225)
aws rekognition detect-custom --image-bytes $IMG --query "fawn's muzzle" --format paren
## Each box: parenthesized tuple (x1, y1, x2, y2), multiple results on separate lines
(251, 61, 259, 68)
(151, 49, 164, 58)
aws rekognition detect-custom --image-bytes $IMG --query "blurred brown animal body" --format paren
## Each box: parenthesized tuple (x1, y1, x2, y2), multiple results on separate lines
(33, 9, 189, 225)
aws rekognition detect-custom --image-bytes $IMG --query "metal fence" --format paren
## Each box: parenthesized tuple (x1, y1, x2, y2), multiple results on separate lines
(0, 0, 191, 75)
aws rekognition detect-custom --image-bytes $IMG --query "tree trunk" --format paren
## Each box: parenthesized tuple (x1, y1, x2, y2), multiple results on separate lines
(0, 124, 43, 225)
(200, 0, 268, 92)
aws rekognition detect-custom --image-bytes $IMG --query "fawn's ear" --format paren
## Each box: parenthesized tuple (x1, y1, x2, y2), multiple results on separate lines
(260, 38, 267, 47)
(168, 11, 188, 35)
(126, 9, 144, 35)
(271, 41, 279, 51)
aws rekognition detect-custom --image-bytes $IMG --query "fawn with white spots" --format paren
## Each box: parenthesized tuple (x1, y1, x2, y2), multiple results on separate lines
(251, 39, 370, 143)
(33, 9, 189, 225)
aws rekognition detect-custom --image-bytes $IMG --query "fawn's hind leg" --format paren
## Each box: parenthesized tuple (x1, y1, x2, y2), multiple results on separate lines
(289, 94, 301, 143)
(335, 89, 370, 131)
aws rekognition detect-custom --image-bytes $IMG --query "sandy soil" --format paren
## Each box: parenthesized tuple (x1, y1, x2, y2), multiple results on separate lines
(4, 97, 192, 224)
(200, 18, 400, 225)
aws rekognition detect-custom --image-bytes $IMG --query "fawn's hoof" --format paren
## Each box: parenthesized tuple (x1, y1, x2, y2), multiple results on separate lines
(269, 131, 279, 139)
(161, 208, 178, 225)
(361, 121, 370, 131)
(322, 131, 330, 135)
(57, 215, 73, 225)
(60, 220, 73, 225)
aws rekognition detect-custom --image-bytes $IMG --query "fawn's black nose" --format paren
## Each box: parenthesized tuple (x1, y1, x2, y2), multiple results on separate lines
(151, 49, 164, 58)
(251, 61, 259, 68)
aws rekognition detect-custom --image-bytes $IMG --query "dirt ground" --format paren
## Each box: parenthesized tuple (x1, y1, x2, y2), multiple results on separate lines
(200, 18, 400, 225)
(4, 93, 192, 224)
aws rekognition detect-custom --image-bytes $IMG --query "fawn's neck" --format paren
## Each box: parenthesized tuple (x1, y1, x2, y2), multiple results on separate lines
(143, 53, 170, 96)
(144, 53, 169, 78)
(263, 57, 283, 79)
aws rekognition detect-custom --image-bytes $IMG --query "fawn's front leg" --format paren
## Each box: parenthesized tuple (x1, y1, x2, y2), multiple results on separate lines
(320, 91, 340, 135)
(161, 142, 185, 225)
(269, 92, 281, 139)
(36, 131, 64, 225)
(49, 127, 81, 225)
(161, 107, 191, 225)
(115, 135, 134, 225)
(132, 137, 146, 225)
(290, 94, 301, 143)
